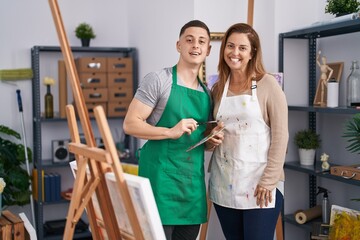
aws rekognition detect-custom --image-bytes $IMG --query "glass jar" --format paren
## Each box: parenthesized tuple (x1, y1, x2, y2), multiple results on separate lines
(346, 60, 360, 107)
(45, 85, 54, 118)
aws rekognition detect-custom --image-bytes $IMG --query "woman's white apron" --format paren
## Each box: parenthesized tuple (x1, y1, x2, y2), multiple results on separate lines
(209, 79, 276, 209)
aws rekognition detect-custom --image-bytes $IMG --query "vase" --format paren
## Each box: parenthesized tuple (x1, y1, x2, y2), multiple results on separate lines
(346, 60, 360, 107)
(81, 38, 90, 47)
(298, 148, 316, 166)
(45, 85, 54, 118)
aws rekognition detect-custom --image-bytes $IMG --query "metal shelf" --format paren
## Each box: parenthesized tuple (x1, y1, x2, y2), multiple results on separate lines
(288, 105, 360, 114)
(279, 18, 360, 237)
(280, 18, 360, 39)
(33, 45, 135, 53)
(31, 45, 139, 239)
(285, 161, 360, 187)
(44, 230, 92, 240)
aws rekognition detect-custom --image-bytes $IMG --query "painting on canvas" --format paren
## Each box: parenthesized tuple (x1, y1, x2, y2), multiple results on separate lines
(69, 161, 166, 240)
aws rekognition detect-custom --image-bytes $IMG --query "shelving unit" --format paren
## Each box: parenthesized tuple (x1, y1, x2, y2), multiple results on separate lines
(31, 46, 138, 239)
(279, 18, 360, 236)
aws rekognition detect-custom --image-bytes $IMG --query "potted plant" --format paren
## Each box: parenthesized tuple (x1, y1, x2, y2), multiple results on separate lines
(343, 113, 360, 155)
(325, 0, 360, 17)
(75, 22, 96, 47)
(294, 129, 321, 165)
(0, 125, 32, 206)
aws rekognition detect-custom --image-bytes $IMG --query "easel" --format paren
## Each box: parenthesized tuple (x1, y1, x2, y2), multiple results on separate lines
(48, 0, 144, 239)
(199, 1, 284, 239)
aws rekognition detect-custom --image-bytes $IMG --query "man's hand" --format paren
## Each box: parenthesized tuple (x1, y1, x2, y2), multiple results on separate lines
(168, 119, 198, 139)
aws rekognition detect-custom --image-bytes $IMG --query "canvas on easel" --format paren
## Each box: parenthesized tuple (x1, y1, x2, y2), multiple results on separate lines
(69, 144, 165, 240)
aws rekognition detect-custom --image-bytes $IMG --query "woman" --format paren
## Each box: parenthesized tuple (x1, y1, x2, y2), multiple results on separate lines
(207, 23, 289, 240)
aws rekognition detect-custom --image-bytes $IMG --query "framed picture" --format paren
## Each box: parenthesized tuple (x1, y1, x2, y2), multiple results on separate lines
(199, 32, 224, 84)
(328, 62, 344, 82)
(271, 72, 284, 90)
(313, 61, 344, 106)
(69, 161, 166, 240)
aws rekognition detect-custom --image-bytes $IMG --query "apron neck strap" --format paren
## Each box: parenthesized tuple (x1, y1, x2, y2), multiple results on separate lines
(222, 78, 257, 99)
(172, 65, 208, 92)
(172, 65, 177, 84)
(251, 80, 257, 101)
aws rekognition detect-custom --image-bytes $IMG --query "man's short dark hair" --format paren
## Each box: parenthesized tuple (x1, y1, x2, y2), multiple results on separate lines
(179, 20, 210, 38)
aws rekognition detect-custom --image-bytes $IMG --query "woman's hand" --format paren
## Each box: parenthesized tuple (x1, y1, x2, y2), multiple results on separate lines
(254, 185, 272, 208)
(206, 121, 225, 150)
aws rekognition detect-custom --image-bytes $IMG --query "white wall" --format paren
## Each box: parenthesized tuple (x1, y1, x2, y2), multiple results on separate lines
(1, 0, 357, 239)
(0, 0, 129, 225)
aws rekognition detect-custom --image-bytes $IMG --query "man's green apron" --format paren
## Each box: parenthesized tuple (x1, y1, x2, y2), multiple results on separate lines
(138, 66, 211, 225)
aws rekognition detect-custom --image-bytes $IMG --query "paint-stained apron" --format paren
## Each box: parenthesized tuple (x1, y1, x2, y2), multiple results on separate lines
(209, 79, 276, 209)
(138, 65, 211, 224)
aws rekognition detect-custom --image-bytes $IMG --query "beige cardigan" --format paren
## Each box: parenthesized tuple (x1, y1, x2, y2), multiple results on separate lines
(212, 73, 289, 191)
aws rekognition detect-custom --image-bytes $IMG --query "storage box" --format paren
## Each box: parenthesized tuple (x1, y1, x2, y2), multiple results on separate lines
(86, 102, 107, 118)
(108, 101, 130, 117)
(107, 72, 133, 88)
(107, 57, 132, 73)
(0, 210, 25, 240)
(75, 57, 107, 73)
(79, 72, 107, 88)
(108, 88, 133, 102)
(83, 88, 108, 102)
(330, 165, 360, 181)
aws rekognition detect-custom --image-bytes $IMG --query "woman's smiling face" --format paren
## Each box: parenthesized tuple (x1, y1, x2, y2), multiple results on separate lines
(224, 32, 252, 72)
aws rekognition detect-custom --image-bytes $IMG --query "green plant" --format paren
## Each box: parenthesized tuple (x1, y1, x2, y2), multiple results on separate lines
(325, 0, 360, 16)
(294, 129, 321, 150)
(75, 22, 96, 40)
(0, 125, 32, 206)
(343, 113, 360, 154)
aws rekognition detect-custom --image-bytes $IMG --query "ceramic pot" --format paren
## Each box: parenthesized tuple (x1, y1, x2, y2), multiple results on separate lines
(299, 148, 316, 166)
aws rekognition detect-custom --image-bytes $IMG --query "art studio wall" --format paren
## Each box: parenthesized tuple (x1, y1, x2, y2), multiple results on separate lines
(2, 0, 357, 239)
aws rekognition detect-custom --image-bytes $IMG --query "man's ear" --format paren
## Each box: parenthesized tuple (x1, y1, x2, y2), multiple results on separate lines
(176, 41, 181, 53)
(206, 44, 212, 56)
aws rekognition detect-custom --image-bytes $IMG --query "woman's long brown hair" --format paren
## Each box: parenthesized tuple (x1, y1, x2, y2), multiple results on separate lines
(212, 23, 266, 102)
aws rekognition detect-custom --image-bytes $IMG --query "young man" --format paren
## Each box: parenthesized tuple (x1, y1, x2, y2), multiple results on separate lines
(123, 20, 212, 240)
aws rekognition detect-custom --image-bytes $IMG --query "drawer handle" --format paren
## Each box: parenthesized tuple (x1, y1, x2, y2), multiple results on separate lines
(112, 63, 126, 69)
(341, 171, 356, 179)
(114, 107, 127, 112)
(89, 93, 102, 98)
(87, 78, 100, 83)
(87, 62, 101, 69)
(114, 78, 126, 83)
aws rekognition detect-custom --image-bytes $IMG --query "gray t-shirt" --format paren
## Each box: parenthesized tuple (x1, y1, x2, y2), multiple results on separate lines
(134, 67, 207, 125)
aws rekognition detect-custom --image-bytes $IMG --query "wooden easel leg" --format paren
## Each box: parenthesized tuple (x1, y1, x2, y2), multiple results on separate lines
(275, 213, 283, 240)
(199, 193, 212, 240)
(94, 106, 144, 240)
(247, 0, 254, 26)
(48, 0, 124, 238)
(64, 105, 102, 240)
